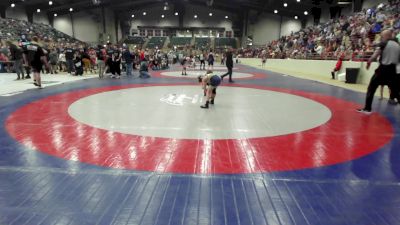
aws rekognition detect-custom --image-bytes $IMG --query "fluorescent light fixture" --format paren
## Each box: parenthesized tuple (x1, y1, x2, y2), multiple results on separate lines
(338, 0, 352, 5)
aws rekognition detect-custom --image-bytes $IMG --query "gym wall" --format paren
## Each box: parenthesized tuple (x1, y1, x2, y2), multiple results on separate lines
(248, 13, 302, 45)
(362, 0, 388, 10)
(128, 3, 235, 32)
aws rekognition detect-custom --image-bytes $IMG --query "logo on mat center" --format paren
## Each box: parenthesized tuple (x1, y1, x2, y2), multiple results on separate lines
(160, 93, 202, 106)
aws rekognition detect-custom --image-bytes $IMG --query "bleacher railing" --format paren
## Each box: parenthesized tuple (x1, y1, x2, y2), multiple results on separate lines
(240, 51, 374, 62)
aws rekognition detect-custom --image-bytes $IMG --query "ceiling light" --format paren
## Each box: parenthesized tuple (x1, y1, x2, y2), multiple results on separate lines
(54, 13, 57, 17)
(143, 12, 147, 15)
(225, 16, 229, 19)
(161, 14, 165, 18)
(49, 1, 53, 5)
(194, 15, 198, 18)
(284, 3, 288, 7)
(304, 11, 308, 15)
(294, 15, 298, 19)
(69, 8, 73, 12)
(297, 0, 300, 2)
(209, 12, 213, 16)
(11, 3, 15, 7)
(338, 0, 352, 4)
(36, 9, 41, 13)
(274, 10, 278, 14)
(131, 14, 135, 18)
(174, 12, 178, 16)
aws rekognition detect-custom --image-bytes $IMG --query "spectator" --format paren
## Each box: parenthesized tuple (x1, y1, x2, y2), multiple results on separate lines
(73, 52, 83, 76)
(49, 48, 58, 74)
(58, 51, 66, 72)
(139, 57, 151, 78)
(122, 48, 133, 76)
(7, 40, 25, 79)
(65, 44, 75, 75)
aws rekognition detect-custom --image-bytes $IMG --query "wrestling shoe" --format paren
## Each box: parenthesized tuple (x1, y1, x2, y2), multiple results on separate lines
(356, 109, 372, 115)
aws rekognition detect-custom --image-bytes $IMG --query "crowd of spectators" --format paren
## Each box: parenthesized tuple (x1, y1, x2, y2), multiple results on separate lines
(0, 18, 80, 44)
(240, 0, 400, 61)
(0, 18, 86, 72)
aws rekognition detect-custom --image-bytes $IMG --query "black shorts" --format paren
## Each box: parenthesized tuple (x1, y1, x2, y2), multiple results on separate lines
(106, 58, 113, 67)
(31, 62, 43, 73)
(208, 61, 214, 66)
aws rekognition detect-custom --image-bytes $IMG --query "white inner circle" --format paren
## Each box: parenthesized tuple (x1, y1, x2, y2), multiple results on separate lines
(68, 86, 332, 140)
(187, 66, 238, 70)
(161, 71, 254, 79)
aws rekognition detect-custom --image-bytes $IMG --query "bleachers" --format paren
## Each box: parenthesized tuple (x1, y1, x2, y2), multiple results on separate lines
(146, 37, 167, 49)
(244, 1, 400, 60)
(195, 38, 210, 49)
(215, 38, 237, 48)
(0, 18, 79, 43)
(125, 36, 146, 45)
(170, 37, 192, 47)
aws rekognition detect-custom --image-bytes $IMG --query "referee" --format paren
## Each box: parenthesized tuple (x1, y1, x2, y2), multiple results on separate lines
(221, 48, 234, 83)
(358, 30, 400, 114)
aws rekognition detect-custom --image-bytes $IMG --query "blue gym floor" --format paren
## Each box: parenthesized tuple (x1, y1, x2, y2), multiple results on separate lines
(0, 64, 400, 225)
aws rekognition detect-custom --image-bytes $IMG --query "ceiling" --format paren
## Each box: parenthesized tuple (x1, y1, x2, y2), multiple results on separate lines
(5, 0, 349, 19)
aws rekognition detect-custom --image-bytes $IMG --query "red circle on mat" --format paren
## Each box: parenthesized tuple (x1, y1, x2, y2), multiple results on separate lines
(5, 84, 394, 174)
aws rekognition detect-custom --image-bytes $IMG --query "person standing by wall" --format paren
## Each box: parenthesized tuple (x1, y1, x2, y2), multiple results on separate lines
(199, 51, 206, 70)
(111, 47, 122, 79)
(7, 41, 25, 80)
(65, 44, 75, 75)
(207, 49, 214, 70)
(261, 54, 267, 68)
(123, 47, 133, 77)
(221, 48, 234, 83)
(49, 48, 58, 74)
(331, 54, 344, 79)
(96, 46, 106, 79)
(81, 49, 91, 74)
(358, 30, 400, 114)
(106, 45, 115, 77)
(58, 51, 66, 72)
